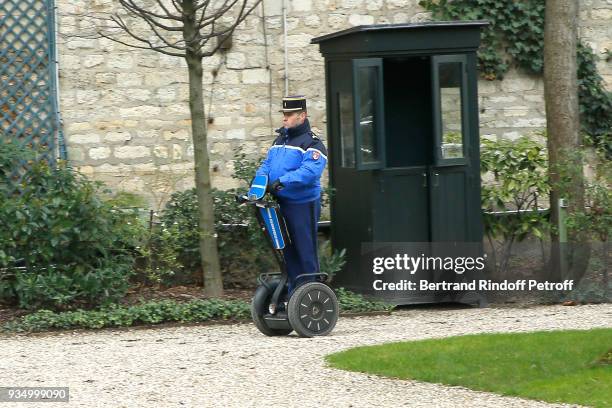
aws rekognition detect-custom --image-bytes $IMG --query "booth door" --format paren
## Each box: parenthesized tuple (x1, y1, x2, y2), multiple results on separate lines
(373, 57, 432, 242)
(428, 166, 470, 241)
(374, 168, 429, 242)
(354, 55, 474, 243)
(429, 54, 472, 242)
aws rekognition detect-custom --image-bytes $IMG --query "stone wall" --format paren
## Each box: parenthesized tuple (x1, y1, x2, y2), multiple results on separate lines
(56, 0, 611, 210)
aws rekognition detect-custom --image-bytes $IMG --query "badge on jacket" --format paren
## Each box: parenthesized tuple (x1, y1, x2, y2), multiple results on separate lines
(312, 150, 320, 160)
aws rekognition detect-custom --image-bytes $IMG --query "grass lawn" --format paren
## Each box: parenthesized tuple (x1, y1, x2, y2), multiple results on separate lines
(326, 329, 612, 407)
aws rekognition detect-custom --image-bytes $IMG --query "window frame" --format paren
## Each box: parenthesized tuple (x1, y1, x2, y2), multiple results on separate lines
(352, 58, 386, 170)
(432, 54, 470, 167)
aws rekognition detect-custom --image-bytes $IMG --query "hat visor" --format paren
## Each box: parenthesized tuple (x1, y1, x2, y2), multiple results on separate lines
(279, 107, 304, 112)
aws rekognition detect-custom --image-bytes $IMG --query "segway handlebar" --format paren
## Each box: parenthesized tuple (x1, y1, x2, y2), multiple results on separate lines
(235, 193, 277, 208)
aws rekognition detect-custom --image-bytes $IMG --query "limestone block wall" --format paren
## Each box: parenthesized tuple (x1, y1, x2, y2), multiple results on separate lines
(55, 0, 611, 210)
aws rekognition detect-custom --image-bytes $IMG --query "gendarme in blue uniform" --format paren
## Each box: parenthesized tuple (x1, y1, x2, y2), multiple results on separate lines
(255, 116, 328, 296)
(255, 119, 327, 204)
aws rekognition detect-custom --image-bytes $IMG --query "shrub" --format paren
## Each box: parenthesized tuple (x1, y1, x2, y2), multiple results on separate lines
(318, 240, 346, 282)
(558, 142, 611, 302)
(0, 141, 139, 310)
(560, 143, 611, 242)
(132, 221, 185, 286)
(480, 136, 550, 276)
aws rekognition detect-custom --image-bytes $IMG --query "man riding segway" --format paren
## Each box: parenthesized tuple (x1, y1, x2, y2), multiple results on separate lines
(239, 95, 338, 337)
(256, 96, 328, 305)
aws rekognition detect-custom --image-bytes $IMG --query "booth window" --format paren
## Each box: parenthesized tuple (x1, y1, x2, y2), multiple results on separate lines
(433, 55, 468, 166)
(339, 92, 355, 168)
(353, 58, 385, 170)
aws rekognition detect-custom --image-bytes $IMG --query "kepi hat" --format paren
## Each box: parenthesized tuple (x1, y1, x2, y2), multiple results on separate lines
(280, 95, 307, 112)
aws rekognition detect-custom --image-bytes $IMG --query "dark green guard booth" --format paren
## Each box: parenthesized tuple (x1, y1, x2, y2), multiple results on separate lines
(312, 21, 489, 305)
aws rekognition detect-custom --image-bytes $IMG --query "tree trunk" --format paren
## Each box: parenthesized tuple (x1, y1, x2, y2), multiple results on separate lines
(183, 0, 223, 297)
(544, 0, 590, 282)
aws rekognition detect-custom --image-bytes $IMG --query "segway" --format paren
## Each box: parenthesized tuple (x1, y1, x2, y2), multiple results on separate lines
(236, 175, 339, 337)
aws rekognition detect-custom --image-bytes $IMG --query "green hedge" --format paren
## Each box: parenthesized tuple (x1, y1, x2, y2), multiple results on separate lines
(2, 288, 392, 333)
(0, 141, 140, 310)
(335, 287, 392, 314)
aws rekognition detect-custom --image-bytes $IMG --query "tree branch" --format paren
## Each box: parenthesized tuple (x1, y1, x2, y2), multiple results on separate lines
(103, 15, 186, 57)
(196, 0, 215, 28)
(198, 0, 262, 57)
(196, 0, 238, 30)
(119, 0, 182, 21)
(139, 11, 188, 51)
(170, 0, 184, 15)
(99, 31, 185, 57)
(132, 9, 184, 32)
(154, 0, 179, 21)
(194, 0, 213, 12)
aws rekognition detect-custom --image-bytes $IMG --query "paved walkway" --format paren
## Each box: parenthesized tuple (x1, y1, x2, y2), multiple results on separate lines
(1, 304, 610, 407)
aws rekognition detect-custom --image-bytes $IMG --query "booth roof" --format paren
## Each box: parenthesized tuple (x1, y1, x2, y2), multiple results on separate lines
(310, 20, 489, 44)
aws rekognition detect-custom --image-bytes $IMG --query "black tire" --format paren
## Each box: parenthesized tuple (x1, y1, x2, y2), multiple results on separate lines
(288, 282, 338, 337)
(251, 281, 293, 336)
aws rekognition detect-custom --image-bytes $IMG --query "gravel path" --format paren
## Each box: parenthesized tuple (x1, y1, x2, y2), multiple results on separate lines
(1, 304, 610, 407)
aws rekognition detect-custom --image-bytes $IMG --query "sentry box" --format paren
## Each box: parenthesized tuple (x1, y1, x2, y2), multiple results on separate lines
(311, 21, 489, 306)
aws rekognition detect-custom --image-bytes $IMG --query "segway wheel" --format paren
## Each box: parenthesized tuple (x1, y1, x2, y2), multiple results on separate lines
(288, 282, 338, 338)
(251, 284, 293, 336)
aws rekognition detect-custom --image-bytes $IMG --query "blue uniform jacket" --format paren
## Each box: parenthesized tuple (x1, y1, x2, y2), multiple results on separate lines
(255, 119, 328, 204)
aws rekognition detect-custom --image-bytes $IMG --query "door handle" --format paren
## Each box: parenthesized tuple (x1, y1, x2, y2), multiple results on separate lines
(422, 172, 427, 187)
(433, 172, 439, 187)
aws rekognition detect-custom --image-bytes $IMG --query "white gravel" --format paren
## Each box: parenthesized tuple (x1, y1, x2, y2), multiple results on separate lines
(1, 304, 610, 408)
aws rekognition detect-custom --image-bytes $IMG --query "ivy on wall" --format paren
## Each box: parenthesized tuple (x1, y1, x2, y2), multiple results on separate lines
(419, 0, 611, 147)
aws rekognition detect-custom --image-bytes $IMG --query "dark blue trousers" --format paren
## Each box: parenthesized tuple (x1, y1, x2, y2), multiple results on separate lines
(279, 199, 321, 296)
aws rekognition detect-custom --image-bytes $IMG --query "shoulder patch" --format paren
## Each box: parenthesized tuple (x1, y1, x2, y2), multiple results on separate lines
(312, 150, 320, 160)
(306, 138, 328, 156)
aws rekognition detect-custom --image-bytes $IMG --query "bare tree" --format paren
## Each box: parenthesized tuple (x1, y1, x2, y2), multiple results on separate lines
(543, 0, 590, 281)
(98, 0, 262, 297)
